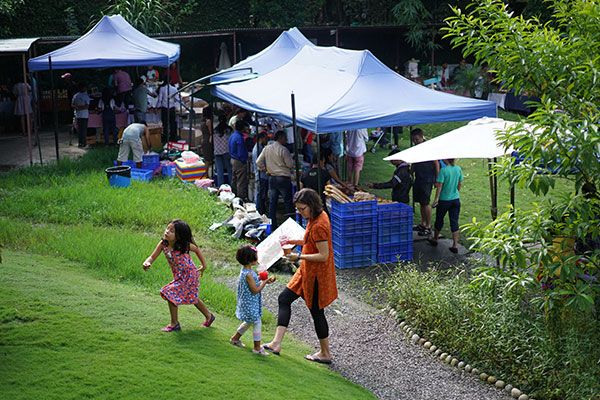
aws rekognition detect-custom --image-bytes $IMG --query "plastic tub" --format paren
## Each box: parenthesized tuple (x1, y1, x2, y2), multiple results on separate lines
(105, 166, 131, 188)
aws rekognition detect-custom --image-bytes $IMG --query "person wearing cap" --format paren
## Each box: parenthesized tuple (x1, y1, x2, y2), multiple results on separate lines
(369, 149, 412, 204)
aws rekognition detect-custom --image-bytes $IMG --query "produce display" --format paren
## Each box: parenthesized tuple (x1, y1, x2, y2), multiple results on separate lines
(324, 184, 393, 204)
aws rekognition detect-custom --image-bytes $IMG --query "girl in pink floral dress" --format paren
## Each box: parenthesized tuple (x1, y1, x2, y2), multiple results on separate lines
(143, 220, 215, 332)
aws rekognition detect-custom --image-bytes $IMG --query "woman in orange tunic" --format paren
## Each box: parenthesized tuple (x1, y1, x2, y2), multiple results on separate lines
(263, 188, 338, 364)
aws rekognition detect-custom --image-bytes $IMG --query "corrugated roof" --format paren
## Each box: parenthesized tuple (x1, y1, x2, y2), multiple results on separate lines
(0, 38, 39, 53)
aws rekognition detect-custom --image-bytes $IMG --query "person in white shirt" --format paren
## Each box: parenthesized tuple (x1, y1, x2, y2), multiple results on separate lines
(71, 82, 91, 148)
(156, 81, 180, 143)
(117, 122, 150, 169)
(345, 128, 369, 185)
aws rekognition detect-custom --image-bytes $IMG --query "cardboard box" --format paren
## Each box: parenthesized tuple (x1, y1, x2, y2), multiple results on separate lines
(143, 131, 162, 151)
(179, 128, 202, 147)
(175, 159, 207, 182)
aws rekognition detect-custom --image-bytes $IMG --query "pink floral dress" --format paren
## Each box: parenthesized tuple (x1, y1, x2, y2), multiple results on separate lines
(160, 244, 200, 305)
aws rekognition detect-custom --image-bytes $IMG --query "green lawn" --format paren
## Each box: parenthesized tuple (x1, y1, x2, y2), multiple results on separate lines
(0, 250, 373, 399)
(360, 110, 573, 238)
(0, 148, 375, 400)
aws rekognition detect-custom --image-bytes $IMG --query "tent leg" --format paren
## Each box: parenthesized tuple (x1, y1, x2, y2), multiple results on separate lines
(49, 56, 59, 161)
(510, 180, 515, 209)
(316, 131, 321, 192)
(487, 158, 498, 220)
(291, 93, 301, 190)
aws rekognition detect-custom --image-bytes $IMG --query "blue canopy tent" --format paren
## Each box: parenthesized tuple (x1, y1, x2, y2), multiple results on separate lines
(211, 28, 496, 188)
(211, 28, 496, 133)
(28, 15, 179, 71)
(28, 15, 180, 159)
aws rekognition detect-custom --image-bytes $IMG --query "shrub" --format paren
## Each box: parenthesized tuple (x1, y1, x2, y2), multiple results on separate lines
(378, 264, 600, 400)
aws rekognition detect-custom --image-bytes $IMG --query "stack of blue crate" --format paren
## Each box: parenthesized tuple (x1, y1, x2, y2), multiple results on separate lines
(377, 202, 413, 263)
(331, 199, 378, 269)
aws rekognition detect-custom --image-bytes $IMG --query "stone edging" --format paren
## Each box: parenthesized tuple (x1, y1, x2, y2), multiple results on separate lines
(385, 307, 535, 400)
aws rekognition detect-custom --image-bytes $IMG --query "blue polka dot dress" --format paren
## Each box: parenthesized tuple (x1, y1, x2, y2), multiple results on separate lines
(236, 268, 262, 323)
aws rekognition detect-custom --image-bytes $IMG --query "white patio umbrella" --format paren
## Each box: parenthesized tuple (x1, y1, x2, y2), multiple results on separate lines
(384, 117, 529, 219)
(384, 117, 517, 163)
(217, 42, 232, 71)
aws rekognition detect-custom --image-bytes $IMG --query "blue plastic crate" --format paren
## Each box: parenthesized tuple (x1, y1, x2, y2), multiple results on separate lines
(333, 230, 376, 246)
(142, 162, 161, 173)
(143, 154, 160, 165)
(378, 223, 413, 244)
(377, 241, 413, 263)
(330, 199, 377, 218)
(333, 239, 377, 255)
(130, 168, 154, 182)
(162, 164, 177, 177)
(334, 250, 377, 269)
(331, 215, 377, 236)
(377, 202, 413, 224)
(108, 174, 131, 188)
(378, 250, 413, 263)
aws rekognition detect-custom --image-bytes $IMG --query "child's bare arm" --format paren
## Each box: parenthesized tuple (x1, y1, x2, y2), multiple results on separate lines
(143, 241, 163, 270)
(246, 273, 267, 294)
(190, 243, 207, 271)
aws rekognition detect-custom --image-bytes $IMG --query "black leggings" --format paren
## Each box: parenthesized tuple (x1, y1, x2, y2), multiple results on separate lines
(277, 280, 329, 339)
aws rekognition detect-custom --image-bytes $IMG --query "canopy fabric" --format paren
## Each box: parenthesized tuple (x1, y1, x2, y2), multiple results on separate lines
(0, 38, 39, 54)
(212, 28, 496, 132)
(384, 117, 517, 163)
(28, 15, 179, 71)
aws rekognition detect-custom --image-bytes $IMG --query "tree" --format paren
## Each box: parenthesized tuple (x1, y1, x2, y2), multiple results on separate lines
(98, 0, 175, 34)
(444, 0, 599, 314)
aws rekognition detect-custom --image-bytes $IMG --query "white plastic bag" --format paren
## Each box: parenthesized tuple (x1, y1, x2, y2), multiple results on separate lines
(181, 150, 200, 165)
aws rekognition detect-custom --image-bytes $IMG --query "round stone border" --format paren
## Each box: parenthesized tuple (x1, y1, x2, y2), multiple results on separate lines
(387, 307, 535, 400)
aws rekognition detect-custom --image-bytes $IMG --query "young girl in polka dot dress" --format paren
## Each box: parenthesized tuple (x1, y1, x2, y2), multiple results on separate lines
(230, 245, 276, 355)
(143, 220, 215, 332)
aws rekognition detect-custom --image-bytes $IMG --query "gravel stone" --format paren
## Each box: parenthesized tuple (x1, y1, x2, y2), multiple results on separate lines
(495, 381, 505, 389)
(457, 362, 465, 369)
(471, 368, 479, 375)
(418, 338, 426, 346)
(424, 342, 432, 349)
(511, 388, 522, 398)
(518, 395, 529, 400)
(450, 358, 459, 367)
(440, 352, 448, 360)
(218, 269, 512, 400)
(480, 373, 489, 381)
(487, 376, 497, 384)
(464, 365, 472, 373)
(430, 345, 437, 352)
(434, 349, 442, 356)
(411, 334, 420, 343)
(505, 384, 513, 392)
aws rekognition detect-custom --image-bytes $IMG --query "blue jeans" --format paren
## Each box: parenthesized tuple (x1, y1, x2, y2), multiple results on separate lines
(268, 176, 294, 229)
(256, 177, 269, 215)
(214, 154, 231, 187)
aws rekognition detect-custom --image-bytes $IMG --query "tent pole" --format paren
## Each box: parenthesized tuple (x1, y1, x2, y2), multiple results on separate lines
(49, 56, 59, 161)
(188, 93, 193, 146)
(493, 157, 498, 219)
(22, 54, 32, 166)
(291, 93, 300, 189)
(33, 72, 43, 165)
(166, 67, 171, 143)
(316, 132, 321, 193)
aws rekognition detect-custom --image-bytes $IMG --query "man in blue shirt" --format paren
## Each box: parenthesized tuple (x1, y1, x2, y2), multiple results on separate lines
(229, 120, 250, 201)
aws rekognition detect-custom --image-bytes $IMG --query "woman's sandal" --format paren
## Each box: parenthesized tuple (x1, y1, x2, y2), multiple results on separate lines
(262, 344, 280, 355)
(252, 348, 270, 356)
(161, 323, 181, 332)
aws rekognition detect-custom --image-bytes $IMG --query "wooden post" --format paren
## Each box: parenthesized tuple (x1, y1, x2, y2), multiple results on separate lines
(22, 54, 32, 166)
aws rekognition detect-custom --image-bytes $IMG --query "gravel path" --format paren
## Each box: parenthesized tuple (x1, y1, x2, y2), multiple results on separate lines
(220, 261, 512, 400)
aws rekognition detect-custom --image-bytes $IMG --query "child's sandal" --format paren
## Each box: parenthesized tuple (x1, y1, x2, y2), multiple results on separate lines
(230, 339, 245, 348)
(161, 323, 181, 332)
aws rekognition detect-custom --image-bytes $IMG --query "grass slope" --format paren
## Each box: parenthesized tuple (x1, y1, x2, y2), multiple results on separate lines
(0, 250, 374, 400)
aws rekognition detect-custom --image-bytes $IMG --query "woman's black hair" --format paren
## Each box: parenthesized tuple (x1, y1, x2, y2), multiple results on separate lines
(293, 188, 323, 219)
(166, 219, 196, 253)
(236, 245, 258, 265)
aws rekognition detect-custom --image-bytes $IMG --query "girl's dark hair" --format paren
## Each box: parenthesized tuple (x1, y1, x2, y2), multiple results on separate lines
(445, 158, 456, 166)
(236, 245, 258, 265)
(167, 219, 196, 253)
(293, 188, 323, 219)
(101, 87, 113, 103)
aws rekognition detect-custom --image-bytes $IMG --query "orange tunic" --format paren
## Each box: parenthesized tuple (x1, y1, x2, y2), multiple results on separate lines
(287, 211, 338, 309)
